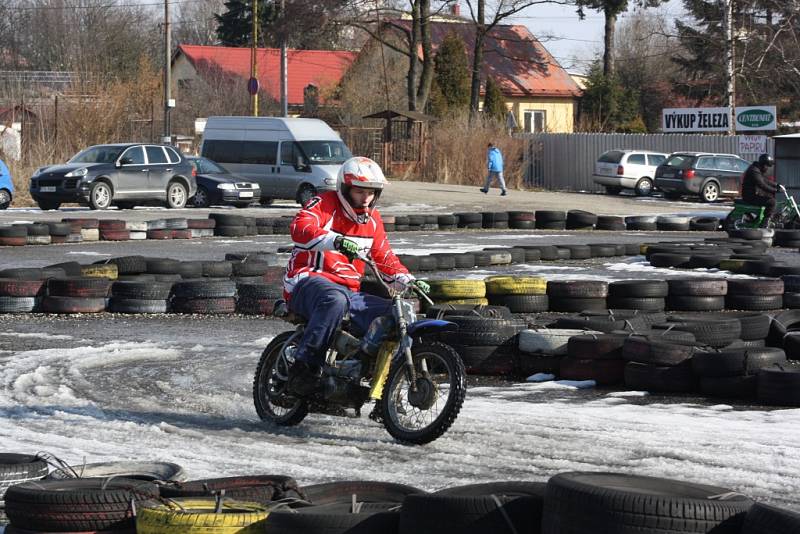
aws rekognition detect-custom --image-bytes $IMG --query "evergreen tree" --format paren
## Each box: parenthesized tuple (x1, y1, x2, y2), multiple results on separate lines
(215, 0, 277, 47)
(580, 64, 642, 131)
(432, 32, 470, 116)
(482, 76, 506, 123)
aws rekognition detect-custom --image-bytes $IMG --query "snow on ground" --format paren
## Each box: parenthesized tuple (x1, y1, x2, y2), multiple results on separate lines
(1, 322, 798, 511)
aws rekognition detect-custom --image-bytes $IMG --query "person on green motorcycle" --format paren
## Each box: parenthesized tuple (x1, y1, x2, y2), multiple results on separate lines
(741, 154, 777, 227)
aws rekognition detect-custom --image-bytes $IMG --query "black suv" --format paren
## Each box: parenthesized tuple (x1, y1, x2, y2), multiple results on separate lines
(654, 152, 750, 202)
(30, 143, 197, 210)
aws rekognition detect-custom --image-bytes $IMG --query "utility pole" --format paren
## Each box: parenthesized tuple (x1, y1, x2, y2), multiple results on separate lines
(722, 0, 735, 135)
(280, 0, 288, 117)
(163, 0, 172, 141)
(251, 0, 259, 115)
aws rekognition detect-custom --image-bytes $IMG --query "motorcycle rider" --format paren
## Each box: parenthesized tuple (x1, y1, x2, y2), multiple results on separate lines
(741, 153, 777, 227)
(283, 156, 430, 396)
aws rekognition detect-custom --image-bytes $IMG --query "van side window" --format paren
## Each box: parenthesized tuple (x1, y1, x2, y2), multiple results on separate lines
(202, 140, 242, 163)
(280, 142, 307, 166)
(242, 141, 277, 165)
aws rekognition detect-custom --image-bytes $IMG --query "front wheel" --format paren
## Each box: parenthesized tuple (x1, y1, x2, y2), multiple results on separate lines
(0, 189, 11, 209)
(635, 177, 653, 196)
(191, 186, 210, 208)
(380, 341, 466, 445)
(89, 182, 112, 210)
(253, 331, 309, 426)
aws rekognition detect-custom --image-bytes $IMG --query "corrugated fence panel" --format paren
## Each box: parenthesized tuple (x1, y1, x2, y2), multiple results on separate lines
(522, 133, 774, 192)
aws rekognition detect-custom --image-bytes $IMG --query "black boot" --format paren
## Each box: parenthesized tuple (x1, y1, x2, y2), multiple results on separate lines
(287, 361, 322, 397)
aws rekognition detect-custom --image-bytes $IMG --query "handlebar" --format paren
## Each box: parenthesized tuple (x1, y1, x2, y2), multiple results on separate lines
(358, 253, 435, 307)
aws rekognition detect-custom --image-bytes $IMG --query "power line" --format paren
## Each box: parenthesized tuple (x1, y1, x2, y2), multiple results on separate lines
(5, 0, 204, 11)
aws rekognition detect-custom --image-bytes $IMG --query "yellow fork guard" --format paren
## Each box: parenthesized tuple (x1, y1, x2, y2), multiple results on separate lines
(369, 341, 398, 400)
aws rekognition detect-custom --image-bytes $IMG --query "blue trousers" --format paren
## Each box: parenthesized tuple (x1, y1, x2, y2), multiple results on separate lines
(288, 276, 394, 367)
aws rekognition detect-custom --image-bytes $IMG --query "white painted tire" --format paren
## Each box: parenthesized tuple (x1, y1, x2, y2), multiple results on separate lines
(624, 215, 657, 224)
(125, 221, 148, 232)
(656, 215, 692, 225)
(47, 461, 187, 482)
(519, 328, 602, 355)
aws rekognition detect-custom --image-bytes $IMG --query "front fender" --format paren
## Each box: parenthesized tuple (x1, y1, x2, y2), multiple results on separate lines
(407, 318, 457, 337)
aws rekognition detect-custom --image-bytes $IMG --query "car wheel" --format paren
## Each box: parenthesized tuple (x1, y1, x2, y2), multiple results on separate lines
(36, 199, 61, 211)
(191, 186, 210, 208)
(89, 182, 112, 210)
(604, 186, 621, 195)
(167, 181, 188, 209)
(296, 184, 316, 206)
(0, 189, 11, 209)
(635, 177, 653, 196)
(259, 197, 273, 206)
(701, 182, 720, 203)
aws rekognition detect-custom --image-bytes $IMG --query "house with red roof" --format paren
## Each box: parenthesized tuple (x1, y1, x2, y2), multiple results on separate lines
(172, 45, 357, 112)
(357, 18, 582, 133)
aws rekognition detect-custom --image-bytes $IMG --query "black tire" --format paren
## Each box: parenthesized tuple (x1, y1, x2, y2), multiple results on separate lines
(0, 296, 38, 313)
(595, 215, 626, 231)
(521, 245, 559, 260)
(649, 252, 692, 268)
(88, 181, 113, 210)
(622, 336, 697, 366)
(547, 281, 608, 299)
(170, 297, 236, 314)
(490, 294, 549, 313)
(699, 375, 758, 399)
(439, 316, 525, 346)
(743, 501, 800, 534)
(566, 210, 597, 229)
(692, 347, 786, 378)
(727, 278, 784, 295)
(0, 188, 12, 209)
(725, 294, 783, 311)
(4, 478, 158, 532)
(0, 454, 49, 499)
(542, 472, 751, 534)
(302, 480, 423, 505)
(41, 296, 106, 313)
(191, 185, 211, 208)
(588, 244, 617, 258)
(159, 475, 303, 503)
(425, 304, 511, 319)
(757, 365, 800, 406)
(667, 278, 728, 296)
(47, 277, 111, 298)
(567, 334, 627, 359)
(548, 297, 607, 312)
(535, 210, 566, 223)
(624, 361, 696, 392)
(215, 225, 248, 237)
(265, 502, 399, 534)
(166, 181, 188, 209)
(558, 245, 592, 259)
(401, 484, 544, 534)
(635, 177, 654, 196)
(657, 317, 741, 347)
(609, 280, 669, 298)
(690, 216, 721, 231)
(447, 344, 518, 376)
(380, 341, 466, 444)
(606, 296, 665, 312)
(253, 331, 309, 426)
(108, 298, 168, 314)
(666, 295, 726, 311)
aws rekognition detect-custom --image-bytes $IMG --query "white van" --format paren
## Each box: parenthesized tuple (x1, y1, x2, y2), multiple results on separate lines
(200, 116, 353, 205)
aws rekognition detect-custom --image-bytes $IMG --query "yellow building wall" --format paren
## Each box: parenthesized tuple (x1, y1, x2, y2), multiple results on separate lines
(509, 97, 576, 133)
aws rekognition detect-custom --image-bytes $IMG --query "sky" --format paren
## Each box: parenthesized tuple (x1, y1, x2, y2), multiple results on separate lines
(506, 0, 688, 73)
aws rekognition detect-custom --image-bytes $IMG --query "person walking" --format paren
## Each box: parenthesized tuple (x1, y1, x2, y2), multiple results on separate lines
(480, 142, 507, 196)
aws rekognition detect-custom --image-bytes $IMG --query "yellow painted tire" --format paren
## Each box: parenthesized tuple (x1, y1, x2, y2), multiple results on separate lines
(136, 498, 269, 534)
(80, 264, 118, 279)
(484, 276, 547, 295)
(426, 279, 486, 299)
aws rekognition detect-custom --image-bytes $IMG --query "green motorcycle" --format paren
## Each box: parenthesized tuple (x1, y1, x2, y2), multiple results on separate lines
(723, 185, 800, 230)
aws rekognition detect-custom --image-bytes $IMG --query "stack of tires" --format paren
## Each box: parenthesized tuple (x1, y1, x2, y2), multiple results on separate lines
(622, 335, 698, 393)
(109, 279, 171, 314)
(98, 219, 129, 241)
(481, 211, 509, 229)
(188, 217, 215, 238)
(436, 309, 527, 376)
(0, 225, 27, 247)
(625, 215, 657, 231)
(41, 277, 110, 314)
(773, 228, 800, 248)
(146, 218, 170, 240)
(124, 219, 148, 240)
(507, 211, 535, 229)
(23, 223, 51, 245)
(666, 279, 727, 312)
(595, 216, 626, 231)
(607, 280, 668, 312)
(211, 213, 251, 237)
(236, 282, 283, 315)
(0, 454, 49, 523)
(170, 279, 237, 314)
(454, 212, 482, 229)
(518, 328, 601, 377)
(547, 281, 608, 312)
(693, 346, 787, 399)
(535, 210, 566, 230)
(425, 279, 487, 308)
(566, 210, 597, 230)
(725, 279, 784, 311)
(485, 276, 548, 313)
(560, 334, 628, 385)
(165, 217, 191, 239)
(0, 276, 44, 313)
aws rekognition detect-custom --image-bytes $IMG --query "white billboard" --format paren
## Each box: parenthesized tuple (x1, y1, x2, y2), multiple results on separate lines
(662, 106, 777, 133)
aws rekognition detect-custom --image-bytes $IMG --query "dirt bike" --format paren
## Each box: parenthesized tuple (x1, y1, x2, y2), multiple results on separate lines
(252, 255, 467, 445)
(723, 185, 800, 230)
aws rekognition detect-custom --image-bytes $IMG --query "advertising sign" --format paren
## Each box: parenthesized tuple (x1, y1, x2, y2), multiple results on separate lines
(738, 135, 768, 155)
(662, 106, 777, 132)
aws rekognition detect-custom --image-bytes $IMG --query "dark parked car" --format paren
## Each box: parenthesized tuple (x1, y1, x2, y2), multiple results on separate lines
(186, 157, 261, 208)
(29, 143, 197, 210)
(654, 152, 750, 203)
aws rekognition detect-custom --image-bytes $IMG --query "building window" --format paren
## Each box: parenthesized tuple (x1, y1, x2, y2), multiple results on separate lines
(524, 110, 546, 133)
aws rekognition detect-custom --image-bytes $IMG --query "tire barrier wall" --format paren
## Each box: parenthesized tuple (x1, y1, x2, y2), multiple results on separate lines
(0, 456, 797, 534)
(0, 211, 724, 247)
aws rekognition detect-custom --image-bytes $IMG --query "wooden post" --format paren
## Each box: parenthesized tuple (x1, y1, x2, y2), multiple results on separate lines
(54, 95, 58, 146)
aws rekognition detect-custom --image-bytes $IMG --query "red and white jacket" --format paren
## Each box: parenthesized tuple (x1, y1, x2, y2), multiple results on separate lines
(284, 191, 412, 299)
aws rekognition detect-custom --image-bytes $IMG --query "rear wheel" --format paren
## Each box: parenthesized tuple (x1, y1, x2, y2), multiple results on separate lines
(88, 182, 112, 210)
(253, 331, 309, 426)
(36, 199, 61, 211)
(635, 177, 653, 196)
(380, 341, 466, 445)
(701, 181, 720, 202)
(167, 181, 188, 208)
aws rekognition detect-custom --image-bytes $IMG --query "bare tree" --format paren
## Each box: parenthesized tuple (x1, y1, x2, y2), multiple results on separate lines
(463, 0, 570, 116)
(174, 0, 226, 46)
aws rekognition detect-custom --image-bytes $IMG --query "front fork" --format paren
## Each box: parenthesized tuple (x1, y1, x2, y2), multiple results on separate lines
(394, 298, 418, 392)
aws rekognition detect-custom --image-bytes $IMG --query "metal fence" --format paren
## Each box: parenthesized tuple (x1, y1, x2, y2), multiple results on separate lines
(521, 133, 774, 192)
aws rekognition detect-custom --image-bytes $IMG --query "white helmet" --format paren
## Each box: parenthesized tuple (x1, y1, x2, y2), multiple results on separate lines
(336, 157, 388, 223)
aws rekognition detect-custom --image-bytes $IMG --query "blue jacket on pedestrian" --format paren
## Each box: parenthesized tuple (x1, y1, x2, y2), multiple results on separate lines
(0, 158, 13, 194)
(487, 147, 503, 172)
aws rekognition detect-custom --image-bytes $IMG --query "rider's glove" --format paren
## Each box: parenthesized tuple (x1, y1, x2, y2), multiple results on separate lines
(334, 235, 360, 259)
(410, 279, 430, 295)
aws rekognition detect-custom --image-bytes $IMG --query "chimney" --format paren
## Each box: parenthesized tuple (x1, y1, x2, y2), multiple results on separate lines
(451, 3, 460, 17)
